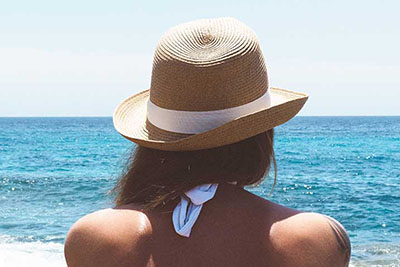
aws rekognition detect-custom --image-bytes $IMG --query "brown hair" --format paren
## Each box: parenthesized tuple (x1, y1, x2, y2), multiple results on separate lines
(112, 129, 276, 210)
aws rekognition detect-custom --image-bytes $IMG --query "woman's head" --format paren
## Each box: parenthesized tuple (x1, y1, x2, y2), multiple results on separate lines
(113, 18, 308, 152)
(113, 129, 276, 210)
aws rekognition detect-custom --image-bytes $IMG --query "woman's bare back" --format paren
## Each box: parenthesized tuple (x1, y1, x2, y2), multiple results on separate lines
(65, 183, 350, 267)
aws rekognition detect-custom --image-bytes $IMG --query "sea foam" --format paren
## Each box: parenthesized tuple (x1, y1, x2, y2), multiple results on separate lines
(0, 235, 65, 267)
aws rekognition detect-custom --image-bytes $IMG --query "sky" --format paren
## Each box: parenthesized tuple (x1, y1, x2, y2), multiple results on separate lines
(0, 0, 399, 116)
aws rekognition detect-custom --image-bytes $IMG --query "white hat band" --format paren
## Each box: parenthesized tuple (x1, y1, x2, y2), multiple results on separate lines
(147, 89, 272, 134)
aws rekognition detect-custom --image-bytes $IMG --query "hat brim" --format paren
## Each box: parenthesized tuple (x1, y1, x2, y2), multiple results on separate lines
(113, 87, 308, 151)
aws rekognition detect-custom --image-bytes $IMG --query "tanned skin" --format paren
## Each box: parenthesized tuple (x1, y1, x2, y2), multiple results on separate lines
(65, 183, 350, 267)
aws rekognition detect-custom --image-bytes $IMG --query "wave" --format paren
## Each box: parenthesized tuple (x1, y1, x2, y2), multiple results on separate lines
(0, 235, 65, 267)
(350, 242, 400, 267)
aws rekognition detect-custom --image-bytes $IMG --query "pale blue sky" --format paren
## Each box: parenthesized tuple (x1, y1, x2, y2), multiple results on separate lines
(0, 0, 399, 116)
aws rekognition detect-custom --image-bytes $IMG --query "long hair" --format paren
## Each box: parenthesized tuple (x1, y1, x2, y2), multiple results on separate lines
(112, 129, 276, 210)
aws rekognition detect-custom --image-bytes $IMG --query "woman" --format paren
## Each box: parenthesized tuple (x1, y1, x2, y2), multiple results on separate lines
(65, 18, 351, 266)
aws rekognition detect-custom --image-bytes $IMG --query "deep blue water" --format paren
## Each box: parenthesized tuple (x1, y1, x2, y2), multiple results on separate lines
(0, 117, 399, 266)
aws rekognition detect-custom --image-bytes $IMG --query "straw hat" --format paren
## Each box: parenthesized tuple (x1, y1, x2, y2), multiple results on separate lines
(113, 17, 308, 151)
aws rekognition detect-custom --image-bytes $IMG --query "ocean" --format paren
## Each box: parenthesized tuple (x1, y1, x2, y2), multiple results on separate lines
(0, 117, 399, 266)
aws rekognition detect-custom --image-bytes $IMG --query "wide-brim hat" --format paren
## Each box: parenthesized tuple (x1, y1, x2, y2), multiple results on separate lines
(113, 18, 308, 151)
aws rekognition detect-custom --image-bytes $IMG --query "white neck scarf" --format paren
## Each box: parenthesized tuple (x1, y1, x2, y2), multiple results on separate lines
(172, 184, 218, 237)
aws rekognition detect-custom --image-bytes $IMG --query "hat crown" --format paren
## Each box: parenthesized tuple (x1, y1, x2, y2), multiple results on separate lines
(149, 17, 269, 111)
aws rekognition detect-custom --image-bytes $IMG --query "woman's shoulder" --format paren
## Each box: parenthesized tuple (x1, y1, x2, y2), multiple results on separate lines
(267, 209, 351, 267)
(64, 207, 153, 267)
(215, 185, 351, 266)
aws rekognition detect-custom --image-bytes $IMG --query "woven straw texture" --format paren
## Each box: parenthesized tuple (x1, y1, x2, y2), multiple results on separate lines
(113, 17, 308, 151)
(150, 18, 268, 111)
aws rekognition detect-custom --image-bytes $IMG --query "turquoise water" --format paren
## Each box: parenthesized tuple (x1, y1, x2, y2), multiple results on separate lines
(0, 117, 399, 266)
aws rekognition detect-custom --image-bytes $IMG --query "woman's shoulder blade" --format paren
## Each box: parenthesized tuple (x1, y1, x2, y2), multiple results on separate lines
(269, 212, 351, 267)
(64, 208, 153, 267)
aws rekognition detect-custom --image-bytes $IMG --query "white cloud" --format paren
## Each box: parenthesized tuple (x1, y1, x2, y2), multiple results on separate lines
(269, 59, 400, 85)
(0, 47, 152, 83)
(0, 47, 399, 116)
